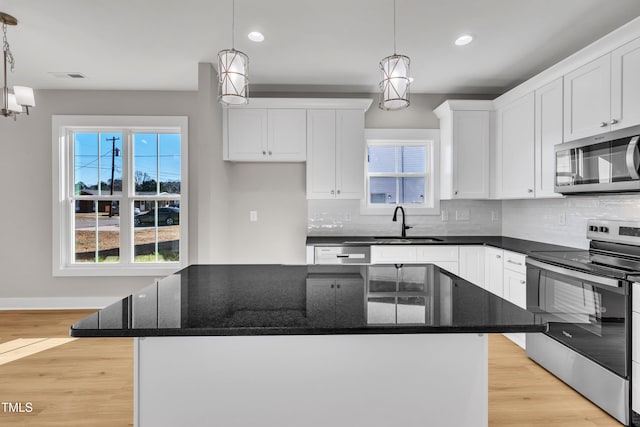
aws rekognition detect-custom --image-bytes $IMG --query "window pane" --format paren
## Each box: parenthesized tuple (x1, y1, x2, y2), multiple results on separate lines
(399, 177, 425, 204)
(400, 146, 426, 173)
(134, 133, 159, 195)
(369, 177, 396, 204)
(74, 133, 99, 195)
(368, 146, 396, 173)
(98, 200, 120, 263)
(100, 133, 123, 195)
(159, 134, 181, 195)
(75, 202, 96, 263)
(134, 201, 180, 263)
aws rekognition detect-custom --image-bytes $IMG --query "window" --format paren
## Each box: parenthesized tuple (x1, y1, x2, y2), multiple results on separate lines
(362, 129, 439, 215)
(53, 116, 188, 276)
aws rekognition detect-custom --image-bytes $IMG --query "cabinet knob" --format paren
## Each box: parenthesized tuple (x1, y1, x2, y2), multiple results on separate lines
(330, 284, 334, 289)
(454, 190, 458, 195)
(262, 150, 266, 155)
(520, 280, 526, 285)
(610, 119, 619, 125)
(496, 255, 501, 259)
(330, 190, 335, 195)
(268, 151, 272, 155)
(336, 284, 341, 289)
(336, 190, 341, 195)
(528, 189, 533, 193)
(599, 121, 608, 128)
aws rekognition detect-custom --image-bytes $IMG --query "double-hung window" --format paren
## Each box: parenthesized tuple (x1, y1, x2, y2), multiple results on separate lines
(363, 129, 439, 215)
(52, 116, 188, 276)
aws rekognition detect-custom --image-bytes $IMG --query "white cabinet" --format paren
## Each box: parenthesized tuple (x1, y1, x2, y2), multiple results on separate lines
(306, 109, 365, 199)
(564, 37, 640, 142)
(502, 250, 527, 349)
(370, 245, 459, 274)
(306, 275, 365, 328)
(534, 78, 564, 198)
(495, 92, 535, 199)
(458, 246, 486, 287)
(225, 108, 306, 161)
(434, 100, 492, 199)
(484, 247, 504, 298)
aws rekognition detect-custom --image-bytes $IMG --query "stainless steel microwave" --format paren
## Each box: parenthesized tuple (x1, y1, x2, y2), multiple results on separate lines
(555, 124, 640, 194)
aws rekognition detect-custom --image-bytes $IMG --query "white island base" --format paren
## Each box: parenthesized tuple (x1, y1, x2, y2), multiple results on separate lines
(134, 334, 488, 427)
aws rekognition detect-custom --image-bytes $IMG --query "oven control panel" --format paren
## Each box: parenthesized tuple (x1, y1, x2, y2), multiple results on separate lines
(587, 219, 640, 244)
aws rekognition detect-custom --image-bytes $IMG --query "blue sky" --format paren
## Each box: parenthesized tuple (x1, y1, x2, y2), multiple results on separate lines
(74, 132, 180, 194)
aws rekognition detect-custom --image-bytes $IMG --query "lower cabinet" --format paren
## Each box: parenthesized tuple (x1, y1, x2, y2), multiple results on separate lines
(633, 283, 640, 413)
(306, 275, 365, 328)
(484, 247, 504, 298)
(370, 245, 459, 274)
(458, 246, 486, 287)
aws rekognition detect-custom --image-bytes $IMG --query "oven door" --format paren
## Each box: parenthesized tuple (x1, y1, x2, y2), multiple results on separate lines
(526, 259, 629, 377)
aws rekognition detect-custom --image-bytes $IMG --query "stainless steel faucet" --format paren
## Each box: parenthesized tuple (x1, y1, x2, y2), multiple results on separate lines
(392, 206, 412, 237)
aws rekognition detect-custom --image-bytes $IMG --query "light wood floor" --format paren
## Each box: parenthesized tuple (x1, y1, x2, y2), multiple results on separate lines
(0, 310, 624, 426)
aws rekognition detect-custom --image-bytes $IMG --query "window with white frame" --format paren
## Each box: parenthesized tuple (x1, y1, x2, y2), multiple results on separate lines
(52, 116, 188, 276)
(363, 129, 439, 215)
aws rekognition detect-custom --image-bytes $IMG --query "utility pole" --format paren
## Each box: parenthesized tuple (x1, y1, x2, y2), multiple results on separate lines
(106, 136, 120, 217)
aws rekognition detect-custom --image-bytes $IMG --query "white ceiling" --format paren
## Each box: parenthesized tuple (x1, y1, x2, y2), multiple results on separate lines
(2, 0, 640, 95)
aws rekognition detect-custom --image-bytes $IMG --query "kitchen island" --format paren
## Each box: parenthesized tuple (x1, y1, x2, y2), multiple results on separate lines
(71, 264, 546, 427)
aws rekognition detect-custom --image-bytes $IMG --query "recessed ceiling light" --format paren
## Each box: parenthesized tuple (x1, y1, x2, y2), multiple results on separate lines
(454, 34, 473, 46)
(248, 32, 264, 42)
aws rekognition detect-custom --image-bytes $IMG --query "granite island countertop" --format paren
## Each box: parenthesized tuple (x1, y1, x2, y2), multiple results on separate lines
(70, 264, 546, 337)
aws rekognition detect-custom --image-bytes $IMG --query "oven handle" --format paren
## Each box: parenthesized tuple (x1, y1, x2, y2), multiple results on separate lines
(526, 259, 623, 289)
(626, 135, 640, 180)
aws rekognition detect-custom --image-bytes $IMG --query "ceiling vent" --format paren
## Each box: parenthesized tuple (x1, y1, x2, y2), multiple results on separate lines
(49, 72, 86, 79)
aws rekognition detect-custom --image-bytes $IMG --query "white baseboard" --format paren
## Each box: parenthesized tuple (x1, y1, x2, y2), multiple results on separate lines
(0, 296, 121, 310)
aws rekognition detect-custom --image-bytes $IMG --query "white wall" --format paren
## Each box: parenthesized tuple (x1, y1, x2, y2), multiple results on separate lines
(502, 195, 640, 249)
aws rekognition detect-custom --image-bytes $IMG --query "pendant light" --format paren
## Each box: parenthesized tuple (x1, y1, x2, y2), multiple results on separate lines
(1, 12, 35, 119)
(379, 0, 410, 110)
(217, 0, 249, 105)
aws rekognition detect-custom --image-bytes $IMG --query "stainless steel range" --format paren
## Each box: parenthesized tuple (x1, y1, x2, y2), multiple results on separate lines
(526, 219, 640, 425)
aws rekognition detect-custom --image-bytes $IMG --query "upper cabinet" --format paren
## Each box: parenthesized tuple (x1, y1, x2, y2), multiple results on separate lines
(494, 92, 535, 199)
(223, 98, 372, 165)
(307, 108, 368, 199)
(534, 78, 564, 198)
(225, 108, 306, 161)
(564, 37, 640, 142)
(434, 100, 492, 200)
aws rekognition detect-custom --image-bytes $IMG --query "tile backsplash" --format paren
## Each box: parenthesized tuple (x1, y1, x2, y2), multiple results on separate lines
(502, 194, 640, 249)
(308, 199, 502, 236)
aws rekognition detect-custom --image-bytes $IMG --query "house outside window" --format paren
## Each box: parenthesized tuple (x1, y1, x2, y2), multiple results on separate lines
(52, 116, 188, 276)
(362, 129, 440, 215)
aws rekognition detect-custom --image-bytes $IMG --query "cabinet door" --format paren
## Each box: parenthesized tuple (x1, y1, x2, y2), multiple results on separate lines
(335, 109, 365, 199)
(563, 55, 611, 141)
(267, 109, 306, 161)
(484, 247, 504, 297)
(504, 269, 526, 309)
(458, 246, 486, 288)
(453, 111, 490, 199)
(306, 278, 336, 327)
(370, 246, 417, 263)
(227, 109, 268, 161)
(535, 78, 564, 198)
(611, 37, 640, 131)
(306, 110, 337, 199)
(495, 92, 535, 198)
(335, 278, 365, 328)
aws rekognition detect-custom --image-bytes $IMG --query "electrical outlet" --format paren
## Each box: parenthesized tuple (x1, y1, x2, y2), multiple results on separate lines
(344, 211, 352, 222)
(441, 210, 449, 222)
(455, 209, 470, 221)
(250, 211, 258, 222)
(558, 212, 566, 225)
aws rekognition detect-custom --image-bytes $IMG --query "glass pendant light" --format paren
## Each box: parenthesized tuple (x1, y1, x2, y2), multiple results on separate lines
(379, 0, 410, 110)
(218, 0, 249, 105)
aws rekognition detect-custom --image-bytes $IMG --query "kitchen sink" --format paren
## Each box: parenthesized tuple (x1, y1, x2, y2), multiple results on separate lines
(372, 237, 444, 244)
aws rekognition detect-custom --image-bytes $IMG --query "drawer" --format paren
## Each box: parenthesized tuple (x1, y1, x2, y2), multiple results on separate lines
(415, 246, 459, 262)
(634, 283, 640, 313)
(503, 250, 526, 274)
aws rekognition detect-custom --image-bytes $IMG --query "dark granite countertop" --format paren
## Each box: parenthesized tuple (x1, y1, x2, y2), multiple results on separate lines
(70, 264, 546, 337)
(306, 235, 580, 254)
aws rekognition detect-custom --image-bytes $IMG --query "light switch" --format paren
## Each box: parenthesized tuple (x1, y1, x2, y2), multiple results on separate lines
(250, 211, 258, 222)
